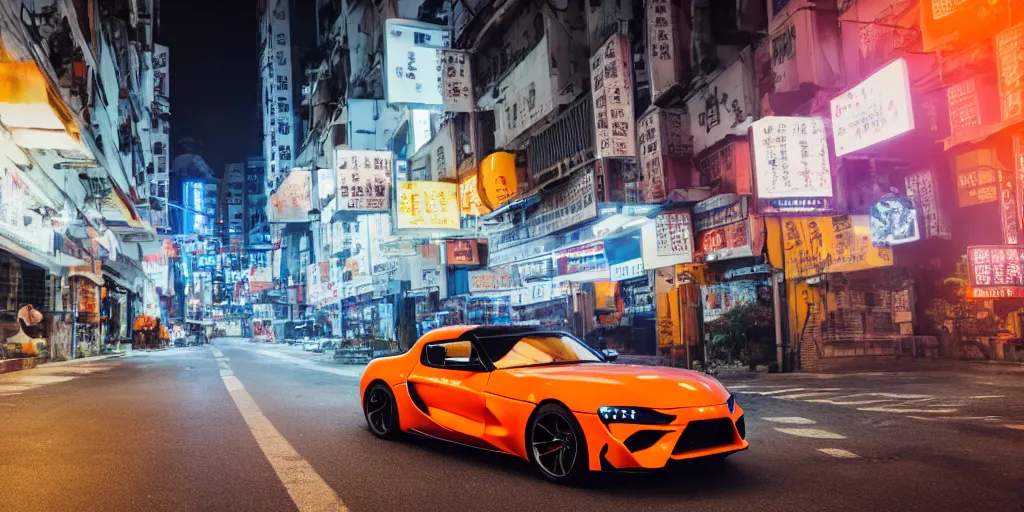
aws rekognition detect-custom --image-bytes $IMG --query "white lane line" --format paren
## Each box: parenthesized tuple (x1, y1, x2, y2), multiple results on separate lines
(907, 415, 1002, 422)
(220, 374, 348, 512)
(742, 388, 809, 395)
(858, 407, 957, 414)
(775, 390, 844, 399)
(762, 417, 817, 425)
(773, 427, 847, 439)
(968, 395, 1005, 399)
(818, 448, 861, 459)
(253, 350, 362, 378)
(211, 347, 224, 358)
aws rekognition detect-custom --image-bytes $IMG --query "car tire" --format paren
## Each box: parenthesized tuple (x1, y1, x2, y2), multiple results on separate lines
(364, 383, 400, 439)
(527, 403, 589, 485)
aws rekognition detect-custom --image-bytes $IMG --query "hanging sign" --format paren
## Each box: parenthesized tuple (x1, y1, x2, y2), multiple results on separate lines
(642, 210, 694, 269)
(382, 19, 450, 107)
(687, 54, 755, 154)
(446, 239, 480, 266)
(515, 258, 554, 282)
(697, 221, 752, 262)
(905, 170, 949, 239)
(638, 108, 689, 202)
(441, 50, 473, 112)
(781, 215, 894, 279)
(606, 236, 644, 282)
(479, 152, 518, 209)
(696, 140, 752, 196)
(335, 150, 392, 211)
(956, 165, 998, 208)
(869, 196, 920, 247)
(523, 166, 598, 241)
(459, 174, 490, 216)
(996, 23, 1024, 122)
(693, 195, 748, 232)
(591, 34, 636, 158)
(646, 0, 681, 98)
(396, 181, 460, 231)
(751, 116, 834, 213)
(967, 246, 1024, 299)
(999, 170, 1020, 245)
(830, 58, 915, 156)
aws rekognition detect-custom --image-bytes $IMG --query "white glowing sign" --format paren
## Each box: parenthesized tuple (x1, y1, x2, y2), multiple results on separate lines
(383, 19, 450, 107)
(830, 58, 915, 156)
(751, 116, 833, 212)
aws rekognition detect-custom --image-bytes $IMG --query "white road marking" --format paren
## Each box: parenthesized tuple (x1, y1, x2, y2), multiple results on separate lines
(211, 347, 224, 358)
(858, 407, 957, 414)
(907, 416, 1002, 422)
(1004, 425, 1024, 431)
(254, 350, 362, 378)
(818, 448, 861, 458)
(219, 368, 348, 511)
(774, 427, 847, 439)
(763, 417, 817, 425)
(968, 395, 1005, 399)
(745, 388, 809, 395)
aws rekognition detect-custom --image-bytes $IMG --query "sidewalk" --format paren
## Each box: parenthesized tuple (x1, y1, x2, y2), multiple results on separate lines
(0, 352, 126, 376)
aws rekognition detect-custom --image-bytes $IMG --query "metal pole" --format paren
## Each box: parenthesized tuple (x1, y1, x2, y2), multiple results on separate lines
(772, 269, 784, 372)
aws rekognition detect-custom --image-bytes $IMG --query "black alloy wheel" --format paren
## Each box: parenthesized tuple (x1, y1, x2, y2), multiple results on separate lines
(364, 383, 399, 439)
(528, 403, 589, 484)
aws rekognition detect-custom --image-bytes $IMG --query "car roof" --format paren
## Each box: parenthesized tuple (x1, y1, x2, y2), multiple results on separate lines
(414, 325, 561, 348)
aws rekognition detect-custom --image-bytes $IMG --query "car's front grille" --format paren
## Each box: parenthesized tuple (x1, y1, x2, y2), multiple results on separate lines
(672, 418, 736, 454)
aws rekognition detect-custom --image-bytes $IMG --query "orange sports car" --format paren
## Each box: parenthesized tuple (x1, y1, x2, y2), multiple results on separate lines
(360, 326, 747, 484)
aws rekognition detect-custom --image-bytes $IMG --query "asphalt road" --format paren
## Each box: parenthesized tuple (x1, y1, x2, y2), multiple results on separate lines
(1, 338, 1023, 512)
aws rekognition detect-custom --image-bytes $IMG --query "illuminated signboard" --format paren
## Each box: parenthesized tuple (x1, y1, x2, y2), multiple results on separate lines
(751, 116, 834, 212)
(830, 58, 915, 156)
(868, 196, 920, 247)
(396, 181, 460, 231)
(335, 150, 392, 211)
(382, 19, 450, 107)
(967, 246, 1024, 300)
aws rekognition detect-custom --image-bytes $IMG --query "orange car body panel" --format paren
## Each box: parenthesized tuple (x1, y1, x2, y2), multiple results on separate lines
(360, 326, 748, 471)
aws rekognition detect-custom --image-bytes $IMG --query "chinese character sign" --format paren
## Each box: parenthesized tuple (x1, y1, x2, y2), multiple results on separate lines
(751, 116, 833, 211)
(646, 0, 679, 98)
(996, 23, 1024, 122)
(383, 19, 451, 107)
(441, 50, 473, 112)
(904, 170, 949, 239)
(968, 246, 1024, 288)
(396, 181, 460, 230)
(335, 150, 392, 211)
(591, 34, 636, 158)
(655, 211, 693, 259)
(830, 58, 915, 156)
(268, 169, 311, 223)
(638, 109, 689, 202)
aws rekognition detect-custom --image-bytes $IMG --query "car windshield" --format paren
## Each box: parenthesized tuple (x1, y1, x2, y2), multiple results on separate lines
(481, 334, 603, 370)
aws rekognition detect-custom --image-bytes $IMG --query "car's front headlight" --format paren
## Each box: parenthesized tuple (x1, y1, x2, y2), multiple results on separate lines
(597, 406, 676, 425)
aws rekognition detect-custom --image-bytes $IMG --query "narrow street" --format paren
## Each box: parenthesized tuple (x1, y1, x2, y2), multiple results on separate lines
(1, 339, 1022, 512)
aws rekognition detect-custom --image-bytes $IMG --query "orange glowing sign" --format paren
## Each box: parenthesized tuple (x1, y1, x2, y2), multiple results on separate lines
(478, 152, 518, 209)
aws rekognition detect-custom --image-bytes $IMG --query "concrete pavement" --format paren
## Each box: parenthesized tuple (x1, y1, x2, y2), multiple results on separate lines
(0, 338, 1022, 511)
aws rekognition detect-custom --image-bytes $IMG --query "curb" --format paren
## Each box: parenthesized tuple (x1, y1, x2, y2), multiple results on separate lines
(37, 353, 126, 369)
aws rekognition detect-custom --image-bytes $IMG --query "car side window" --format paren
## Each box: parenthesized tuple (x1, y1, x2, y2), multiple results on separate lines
(422, 340, 484, 371)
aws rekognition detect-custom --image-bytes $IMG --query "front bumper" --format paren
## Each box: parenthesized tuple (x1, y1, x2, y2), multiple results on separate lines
(577, 403, 748, 471)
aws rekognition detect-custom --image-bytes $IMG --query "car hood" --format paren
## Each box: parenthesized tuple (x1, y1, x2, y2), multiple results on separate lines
(487, 363, 731, 411)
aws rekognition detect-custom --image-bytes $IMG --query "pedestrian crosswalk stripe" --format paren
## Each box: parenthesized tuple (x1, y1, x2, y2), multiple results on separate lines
(818, 448, 860, 458)
(763, 417, 816, 425)
(774, 427, 846, 439)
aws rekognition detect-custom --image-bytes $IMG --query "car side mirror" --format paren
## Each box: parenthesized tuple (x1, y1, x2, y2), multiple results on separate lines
(601, 349, 619, 362)
(425, 344, 446, 366)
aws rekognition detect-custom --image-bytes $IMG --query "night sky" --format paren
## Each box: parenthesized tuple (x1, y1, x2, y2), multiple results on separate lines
(160, 0, 262, 176)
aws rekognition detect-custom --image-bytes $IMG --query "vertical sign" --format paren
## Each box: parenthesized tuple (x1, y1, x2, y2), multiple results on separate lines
(996, 23, 1024, 122)
(947, 78, 983, 134)
(441, 50, 473, 112)
(637, 110, 688, 202)
(904, 170, 948, 239)
(646, 0, 679, 98)
(1015, 134, 1024, 236)
(591, 34, 636, 158)
(655, 211, 694, 259)
(999, 170, 1020, 245)
(382, 19, 451, 107)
